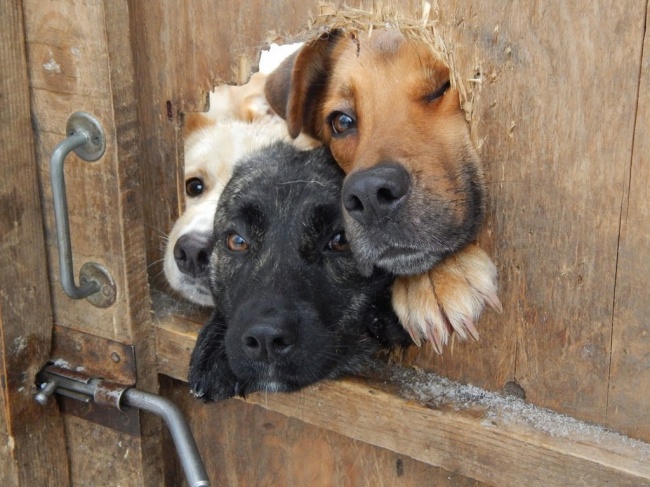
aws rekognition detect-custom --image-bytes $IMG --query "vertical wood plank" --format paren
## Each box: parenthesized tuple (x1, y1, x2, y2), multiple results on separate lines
(24, 0, 130, 341)
(405, 0, 646, 426)
(21, 0, 165, 484)
(101, 0, 167, 482)
(608, 3, 650, 442)
(0, 2, 70, 485)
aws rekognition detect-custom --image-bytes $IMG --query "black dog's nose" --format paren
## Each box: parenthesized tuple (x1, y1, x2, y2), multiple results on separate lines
(174, 232, 213, 278)
(342, 163, 410, 226)
(242, 323, 298, 363)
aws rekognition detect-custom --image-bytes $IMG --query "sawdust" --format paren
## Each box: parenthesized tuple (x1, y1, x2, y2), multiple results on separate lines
(368, 361, 650, 457)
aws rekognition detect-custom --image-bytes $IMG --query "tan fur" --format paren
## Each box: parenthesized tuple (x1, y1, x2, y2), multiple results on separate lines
(209, 72, 275, 123)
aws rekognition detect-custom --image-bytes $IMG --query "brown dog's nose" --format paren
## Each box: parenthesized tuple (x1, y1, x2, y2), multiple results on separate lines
(342, 164, 410, 226)
(242, 323, 298, 363)
(174, 232, 213, 278)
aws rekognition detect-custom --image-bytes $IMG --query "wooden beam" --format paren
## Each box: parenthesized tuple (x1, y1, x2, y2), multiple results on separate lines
(156, 316, 650, 487)
(0, 2, 70, 485)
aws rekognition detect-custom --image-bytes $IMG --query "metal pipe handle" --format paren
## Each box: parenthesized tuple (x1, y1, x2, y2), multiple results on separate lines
(123, 389, 211, 487)
(50, 112, 115, 307)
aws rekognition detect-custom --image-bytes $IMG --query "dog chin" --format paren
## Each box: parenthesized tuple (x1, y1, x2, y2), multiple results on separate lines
(351, 239, 445, 277)
(176, 277, 214, 307)
(235, 379, 294, 397)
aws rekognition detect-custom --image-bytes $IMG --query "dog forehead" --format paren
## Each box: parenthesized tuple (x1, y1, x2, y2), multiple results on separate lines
(326, 36, 448, 112)
(218, 146, 341, 222)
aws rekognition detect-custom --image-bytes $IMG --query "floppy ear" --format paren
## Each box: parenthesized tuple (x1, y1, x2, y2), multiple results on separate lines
(183, 112, 215, 139)
(265, 30, 346, 139)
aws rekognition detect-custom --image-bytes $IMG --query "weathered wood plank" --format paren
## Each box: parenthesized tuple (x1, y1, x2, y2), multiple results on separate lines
(405, 0, 647, 427)
(160, 375, 486, 487)
(607, 4, 650, 443)
(155, 317, 650, 487)
(22, 0, 165, 484)
(24, 0, 130, 342)
(0, 2, 70, 485)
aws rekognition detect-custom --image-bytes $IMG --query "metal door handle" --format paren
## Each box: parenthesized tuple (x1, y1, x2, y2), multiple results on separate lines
(50, 112, 116, 307)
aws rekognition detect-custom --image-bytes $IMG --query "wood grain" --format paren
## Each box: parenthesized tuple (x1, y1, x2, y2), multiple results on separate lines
(0, 2, 70, 485)
(21, 0, 165, 484)
(155, 317, 650, 487)
(160, 375, 486, 487)
(607, 4, 650, 442)
(404, 0, 648, 428)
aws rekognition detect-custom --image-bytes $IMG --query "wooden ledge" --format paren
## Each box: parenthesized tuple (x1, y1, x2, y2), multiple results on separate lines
(154, 316, 650, 487)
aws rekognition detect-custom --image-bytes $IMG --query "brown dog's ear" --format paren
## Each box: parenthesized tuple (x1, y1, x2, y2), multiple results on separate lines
(183, 112, 214, 138)
(265, 30, 345, 139)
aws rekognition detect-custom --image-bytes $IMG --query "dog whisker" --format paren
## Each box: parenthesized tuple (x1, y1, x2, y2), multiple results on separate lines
(143, 223, 171, 240)
(277, 179, 327, 186)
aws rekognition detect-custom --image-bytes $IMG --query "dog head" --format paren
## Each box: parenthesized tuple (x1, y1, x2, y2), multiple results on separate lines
(265, 29, 485, 276)
(164, 117, 292, 306)
(188, 142, 410, 401)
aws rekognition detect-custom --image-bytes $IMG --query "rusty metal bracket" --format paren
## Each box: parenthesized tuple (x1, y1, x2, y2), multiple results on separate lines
(51, 325, 136, 384)
(35, 365, 210, 487)
(47, 327, 139, 433)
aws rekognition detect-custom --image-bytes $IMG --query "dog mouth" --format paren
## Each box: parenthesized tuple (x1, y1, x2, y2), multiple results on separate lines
(177, 275, 213, 306)
(351, 238, 445, 276)
(232, 364, 307, 397)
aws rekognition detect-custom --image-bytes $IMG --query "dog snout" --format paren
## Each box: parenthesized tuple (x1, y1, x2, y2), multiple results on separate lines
(173, 232, 213, 278)
(242, 322, 298, 363)
(342, 163, 410, 226)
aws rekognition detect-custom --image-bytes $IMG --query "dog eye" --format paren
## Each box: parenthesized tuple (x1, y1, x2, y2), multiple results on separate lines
(186, 177, 204, 197)
(226, 233, 249, 252)
(330, 112, 356, 135)
(327, 232, 349, 252)
(424, 80, 451, 103)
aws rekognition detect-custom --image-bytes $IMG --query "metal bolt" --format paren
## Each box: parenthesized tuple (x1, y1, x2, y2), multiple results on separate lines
(35, 380, 58, 406)
(102, 285, 115, 298)
(111, 352, 121, 363)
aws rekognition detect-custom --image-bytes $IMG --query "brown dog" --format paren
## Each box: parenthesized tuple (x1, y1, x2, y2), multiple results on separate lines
(265, 29, 500, 351)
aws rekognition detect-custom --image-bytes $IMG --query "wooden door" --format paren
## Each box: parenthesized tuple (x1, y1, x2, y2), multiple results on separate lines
(1, 1, 164, 485)
(3, 0, 650, 486)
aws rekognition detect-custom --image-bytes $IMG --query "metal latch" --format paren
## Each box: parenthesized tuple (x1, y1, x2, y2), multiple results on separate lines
(36, 365, 210, 487)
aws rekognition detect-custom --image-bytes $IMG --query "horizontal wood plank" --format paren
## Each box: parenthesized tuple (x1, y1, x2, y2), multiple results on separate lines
(155, 316, 650, 487)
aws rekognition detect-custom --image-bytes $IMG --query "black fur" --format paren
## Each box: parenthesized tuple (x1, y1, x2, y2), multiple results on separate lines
(188, 142, 410, 401)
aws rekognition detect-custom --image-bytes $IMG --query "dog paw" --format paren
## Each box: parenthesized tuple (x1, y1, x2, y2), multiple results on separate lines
(188, 314, 238, 402)
(188, 364, 238, 402)
(391, 244, 501, 352)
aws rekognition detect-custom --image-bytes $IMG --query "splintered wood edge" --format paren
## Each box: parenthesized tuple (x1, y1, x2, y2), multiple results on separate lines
(154, 316, 650, 487)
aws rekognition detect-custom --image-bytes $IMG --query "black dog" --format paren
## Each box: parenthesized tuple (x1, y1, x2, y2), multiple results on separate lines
(188, 142, 410, 401)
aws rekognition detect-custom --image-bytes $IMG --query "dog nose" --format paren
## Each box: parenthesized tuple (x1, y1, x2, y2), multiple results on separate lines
(242, 323, 298, 363)
(342, 163, 410, 226)
(173, 232, 213, 278)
